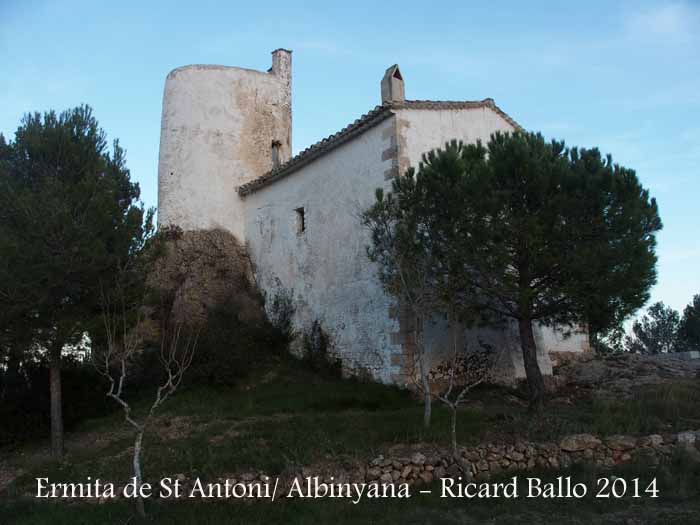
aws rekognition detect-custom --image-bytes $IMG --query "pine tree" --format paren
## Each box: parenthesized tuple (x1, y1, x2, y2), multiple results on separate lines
(0, 106, 153, 458)
(365, 132, 661, 410)
(678, 295, 700, 352)
(625, 302, 680, 354)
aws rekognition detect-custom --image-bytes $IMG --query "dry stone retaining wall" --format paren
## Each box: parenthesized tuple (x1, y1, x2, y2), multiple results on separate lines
(361, 430, 699, 486)
(198, 429, 700, 492)
(46, 430, 700, 504)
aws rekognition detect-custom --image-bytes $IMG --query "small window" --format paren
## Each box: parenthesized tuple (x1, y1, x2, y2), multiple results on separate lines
(271, 140, 282, 169)
(295, 207, 306, 234)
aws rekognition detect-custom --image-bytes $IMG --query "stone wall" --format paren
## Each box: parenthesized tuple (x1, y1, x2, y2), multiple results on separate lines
(62, 430, 700, 503)
(211, 430, 700, 491)
(362, 430, 699, 485)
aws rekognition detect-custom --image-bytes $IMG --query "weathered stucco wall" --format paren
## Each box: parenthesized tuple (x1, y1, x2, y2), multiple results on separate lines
(395, 106, 589, 379)
(243, 117, 404, 382)
(393, 105, 515, 179)
(158, 51, 291, 240)
(242, 104, 587, 384)
(156, 52, 588, 385)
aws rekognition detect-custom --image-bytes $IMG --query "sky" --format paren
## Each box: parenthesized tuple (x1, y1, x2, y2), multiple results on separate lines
(1, 0, 698, 316)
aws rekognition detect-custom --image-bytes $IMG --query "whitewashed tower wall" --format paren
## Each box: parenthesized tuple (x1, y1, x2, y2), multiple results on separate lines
(157, 50, 292, 239)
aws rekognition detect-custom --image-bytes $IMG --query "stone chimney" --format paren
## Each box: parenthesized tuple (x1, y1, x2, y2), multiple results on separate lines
(271, 48, 292, 84)
(270, 49, 293, 166)
(381, 64, 404, 104)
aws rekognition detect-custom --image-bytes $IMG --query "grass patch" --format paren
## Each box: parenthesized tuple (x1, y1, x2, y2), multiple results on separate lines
(192, 406, 485, 475)
(590, 380, 700, 435)
(163, 358, 414, 420)
(4, 359, 700, 522)
(486, 379, 700, 442)
(4, 360, 490, 497)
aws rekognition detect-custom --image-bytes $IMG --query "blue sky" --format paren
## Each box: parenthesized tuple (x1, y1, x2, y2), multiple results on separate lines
(1, 0, 698, 315)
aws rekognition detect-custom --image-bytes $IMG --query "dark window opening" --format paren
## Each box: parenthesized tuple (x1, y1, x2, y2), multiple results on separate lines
(271, 140, 282, 168)
(295, 207, 306, 234)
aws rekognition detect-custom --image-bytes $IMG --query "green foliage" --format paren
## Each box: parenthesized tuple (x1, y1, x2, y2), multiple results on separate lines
(0, 105, 154, 352)
(265, 283, 296, 344)
(366, 132, 661, 328)
(589, 380, 700, 435)
(590, 325, 627, 355)
(186, 296, 290, 387)
(4, 371, 700, 523)
(625, 301, 681, 354)
(363, 132, 662, 405)
(4, 350, 700, 522)
(0, 106, 154, 456)
(301, 320, 342, 377)
(0, 358, 114, 447)
(623, 295, 700, 354)
(678, 294, 700, 352)
(164, 358, 413, 419)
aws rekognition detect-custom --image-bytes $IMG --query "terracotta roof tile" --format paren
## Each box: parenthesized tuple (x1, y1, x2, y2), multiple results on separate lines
(237, 99, 522, 196)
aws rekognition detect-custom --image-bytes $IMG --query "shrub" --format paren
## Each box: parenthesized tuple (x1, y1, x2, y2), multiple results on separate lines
(185, 297, 289, 387)
(265, 284, 296, 345)
(301, 320, 342, 377)
(0, 357, 114, 447)
(590, 380, 700, 435)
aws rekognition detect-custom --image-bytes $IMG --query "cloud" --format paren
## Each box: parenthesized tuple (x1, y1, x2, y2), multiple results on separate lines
(624, 2, 700, 45)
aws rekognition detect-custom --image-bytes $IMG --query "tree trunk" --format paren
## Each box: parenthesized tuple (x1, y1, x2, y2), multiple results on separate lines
(417, 346, 432, 428)
(422, 386, 432, 428)
(517, 317, 545, 412)
(133, 429, 146, 517)
(450, 405, 457, 457)
(49, 345, 64, 459)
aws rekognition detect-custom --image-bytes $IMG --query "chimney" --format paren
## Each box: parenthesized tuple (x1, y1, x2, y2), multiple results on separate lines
(381, 64, 404, 104)
(271, 48, 292, 84)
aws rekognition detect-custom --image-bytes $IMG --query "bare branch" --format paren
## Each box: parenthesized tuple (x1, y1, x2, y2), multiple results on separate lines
(92, 276, 198, 518)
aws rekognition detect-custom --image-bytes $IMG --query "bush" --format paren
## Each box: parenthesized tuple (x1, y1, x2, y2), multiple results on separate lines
(590, 380, 700, 434)
(591, 326, 626, 355)
(301, 320, 342, 377)
(0, 357, 114, 447)
(185, 297, 289, 387)
(265, 284, 296, 345)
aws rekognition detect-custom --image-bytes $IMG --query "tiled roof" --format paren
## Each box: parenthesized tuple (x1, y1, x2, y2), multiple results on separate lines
(237, 99, 522, 196)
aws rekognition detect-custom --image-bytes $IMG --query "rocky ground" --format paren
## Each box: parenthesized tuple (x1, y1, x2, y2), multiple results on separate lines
(552, 351, 700, 398)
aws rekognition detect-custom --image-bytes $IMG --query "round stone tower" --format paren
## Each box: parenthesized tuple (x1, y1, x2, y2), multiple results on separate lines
(157, 49, 292, 240)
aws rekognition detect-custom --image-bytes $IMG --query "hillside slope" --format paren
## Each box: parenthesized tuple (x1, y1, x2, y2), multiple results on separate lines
(2, 356, 700, 524)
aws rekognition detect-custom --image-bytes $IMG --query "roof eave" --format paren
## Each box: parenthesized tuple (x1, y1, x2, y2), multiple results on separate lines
(237, 99, 522, 197)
